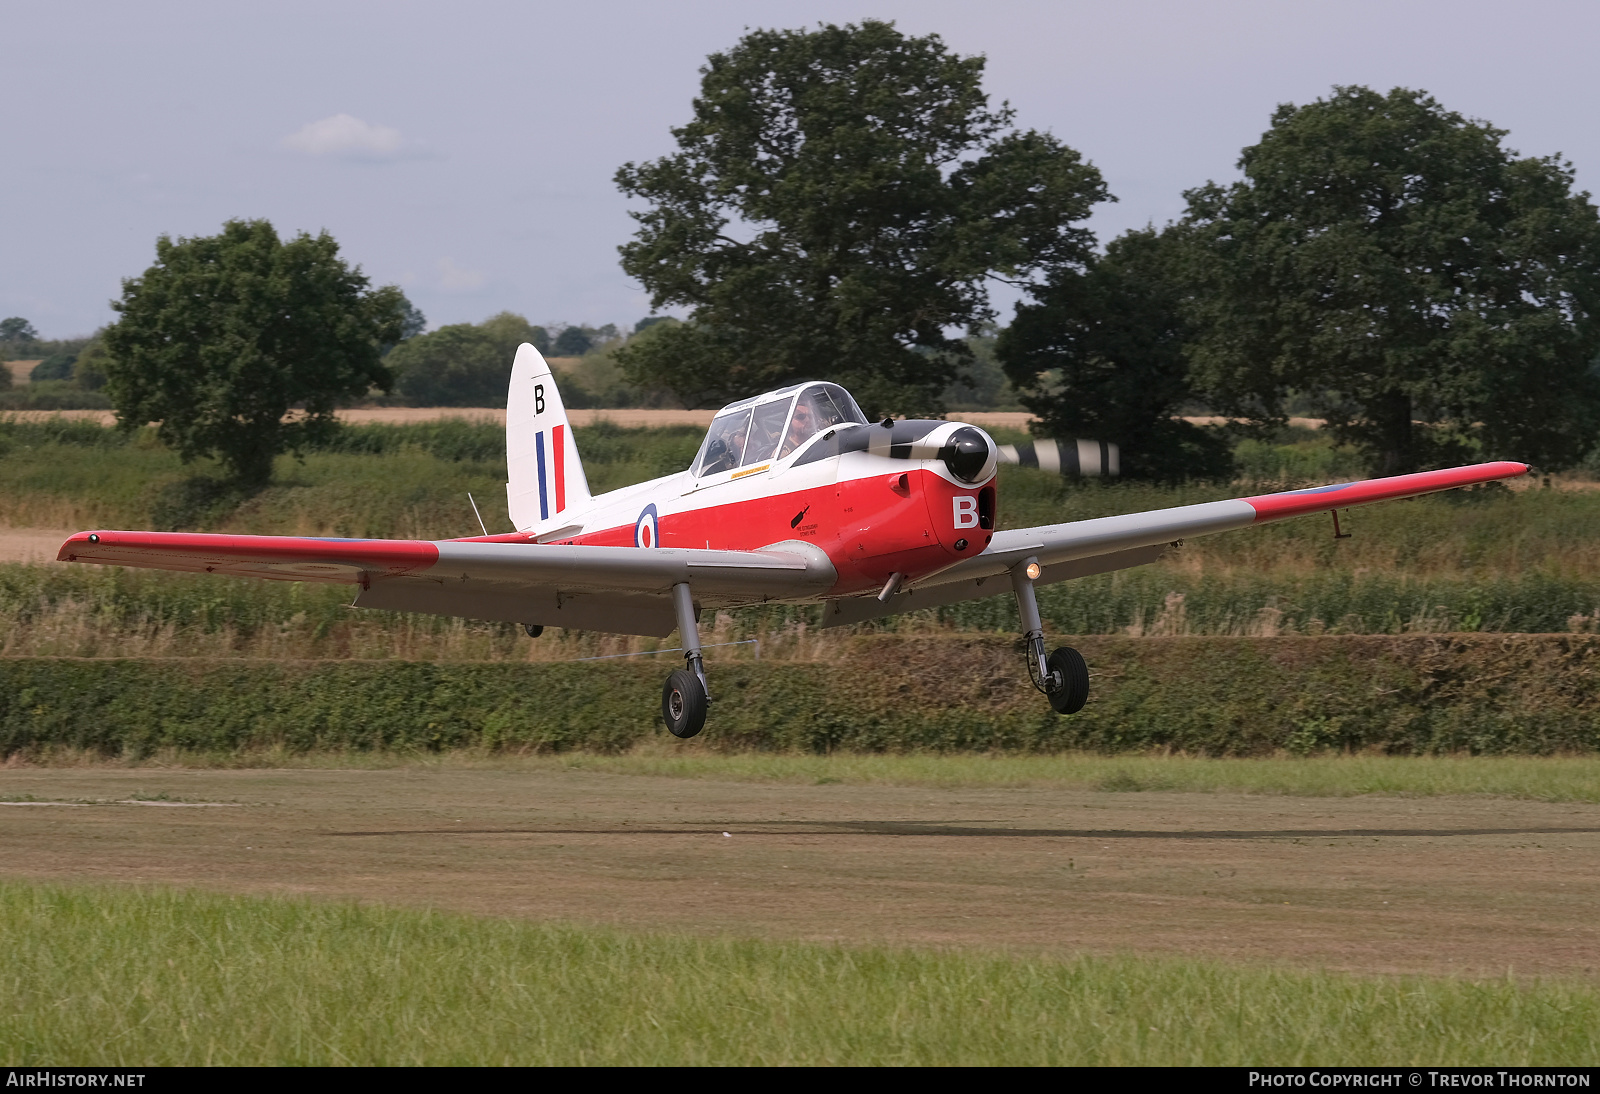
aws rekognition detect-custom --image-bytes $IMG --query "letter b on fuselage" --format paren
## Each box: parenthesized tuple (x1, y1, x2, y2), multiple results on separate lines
(953, 495, 979, 529)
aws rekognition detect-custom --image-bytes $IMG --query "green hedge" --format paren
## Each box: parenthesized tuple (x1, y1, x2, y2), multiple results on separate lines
(3, 635, 1599, 757)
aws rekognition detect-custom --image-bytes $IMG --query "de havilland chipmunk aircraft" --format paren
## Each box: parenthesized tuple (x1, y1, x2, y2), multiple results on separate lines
(59, 344, 1529, 738)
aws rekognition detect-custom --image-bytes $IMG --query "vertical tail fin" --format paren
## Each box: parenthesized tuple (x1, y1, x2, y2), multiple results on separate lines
(506, 343, 592, 534)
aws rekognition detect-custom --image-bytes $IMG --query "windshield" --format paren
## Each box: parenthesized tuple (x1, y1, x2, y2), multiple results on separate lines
(693, 382, 869, 477)
(780, 384, 863, 457)
(743, 398, 792, 466)
(694, 409, 752, 477)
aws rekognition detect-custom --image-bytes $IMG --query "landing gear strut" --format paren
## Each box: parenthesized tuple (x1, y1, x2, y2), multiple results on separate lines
(661, 582, 709, 738)
(1011, 557, 1089, 715)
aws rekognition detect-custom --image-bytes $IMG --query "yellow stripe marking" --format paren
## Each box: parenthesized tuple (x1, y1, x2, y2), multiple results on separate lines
(731, 464, 771, 479)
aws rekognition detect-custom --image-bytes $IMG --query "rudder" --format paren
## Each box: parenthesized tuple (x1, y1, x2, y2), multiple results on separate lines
(506, 343, 592, 534)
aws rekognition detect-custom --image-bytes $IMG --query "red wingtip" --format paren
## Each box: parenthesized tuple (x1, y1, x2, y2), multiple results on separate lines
(58, 531, 101, 561)
(1245, 461, 1531, 523)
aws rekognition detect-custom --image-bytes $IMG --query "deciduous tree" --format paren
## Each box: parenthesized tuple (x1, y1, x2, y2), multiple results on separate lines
(385, 312, 550, 406)
(614, 20, 1108, 415)
(999, 229, 1233, 481)
(104, 219, 408, 485)
(0, 317, 39, 345)
(1177, 86, 1600, 474)
(386, 324, 506, 407)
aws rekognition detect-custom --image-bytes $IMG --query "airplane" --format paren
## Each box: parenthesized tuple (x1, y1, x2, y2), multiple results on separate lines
(58, 343, 1529, 739)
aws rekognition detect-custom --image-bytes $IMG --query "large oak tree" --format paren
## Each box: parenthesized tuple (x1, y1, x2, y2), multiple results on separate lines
(1177, 86, 1600, 474)
(105, 219, 409, 485)
(613, 20, 1109, 415)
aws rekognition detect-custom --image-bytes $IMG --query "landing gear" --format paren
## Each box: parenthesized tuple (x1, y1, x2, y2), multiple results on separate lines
(1011, 556, 1090, 716)
(1045, 646, 1089, 715)
(662, 669, 708, 738)
(523, 624, 543, 638)
(662, 581, 710, 739)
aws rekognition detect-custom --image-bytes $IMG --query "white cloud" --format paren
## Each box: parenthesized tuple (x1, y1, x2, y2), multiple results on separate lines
(281, 114, 415, 161)
(437, 257, 487, 293)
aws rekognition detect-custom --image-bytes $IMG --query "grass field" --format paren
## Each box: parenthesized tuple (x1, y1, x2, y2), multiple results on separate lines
(6, 415, 1597, 569)
(435, 748, 1600, 802)
(7, 417, 1597, 1064)
(16, 747, 1600, 802)
(4, 417, 1600, 653)
(3, 881, 1594, 1065)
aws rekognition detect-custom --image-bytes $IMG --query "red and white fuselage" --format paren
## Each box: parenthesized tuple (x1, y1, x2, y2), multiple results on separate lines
(500, 355, 1002, 601)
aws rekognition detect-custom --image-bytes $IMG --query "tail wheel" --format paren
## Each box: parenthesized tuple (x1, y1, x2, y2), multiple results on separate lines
(662, 669, 708, 739)
(1046, 646, 1089, 715)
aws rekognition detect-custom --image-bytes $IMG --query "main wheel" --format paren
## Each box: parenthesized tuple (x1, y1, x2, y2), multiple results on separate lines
(1046, 646, 1089, 715)
(662, 669, 708, 739)
(523, 624, 544, 638)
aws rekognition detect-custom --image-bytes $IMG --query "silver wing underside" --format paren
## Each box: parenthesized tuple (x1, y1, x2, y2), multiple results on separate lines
(820, 499, 1258, 628)
(357, 538, 837, 637)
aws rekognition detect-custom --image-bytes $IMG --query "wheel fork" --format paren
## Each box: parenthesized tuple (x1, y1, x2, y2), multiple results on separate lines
(1011, 557, 1060, 694)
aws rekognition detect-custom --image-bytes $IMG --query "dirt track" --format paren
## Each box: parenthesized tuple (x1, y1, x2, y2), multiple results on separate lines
(0, 529, 74, 563)
(3, 767, 1596, 979)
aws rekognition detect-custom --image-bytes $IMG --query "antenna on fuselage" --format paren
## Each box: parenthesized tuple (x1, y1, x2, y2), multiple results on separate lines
(467, 492, 489, 536)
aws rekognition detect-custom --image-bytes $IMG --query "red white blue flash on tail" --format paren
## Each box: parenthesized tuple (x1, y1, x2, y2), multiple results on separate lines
(533, 424, 569, 521)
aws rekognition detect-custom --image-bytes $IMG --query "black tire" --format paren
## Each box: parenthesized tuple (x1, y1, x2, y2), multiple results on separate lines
(523, 624, 543, 638)
(1046, 646, 1089, 715)
(662, 669, 708, 739)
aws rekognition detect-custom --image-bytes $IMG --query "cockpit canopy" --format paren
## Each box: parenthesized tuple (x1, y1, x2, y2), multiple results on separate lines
(692, 382, 868, 478)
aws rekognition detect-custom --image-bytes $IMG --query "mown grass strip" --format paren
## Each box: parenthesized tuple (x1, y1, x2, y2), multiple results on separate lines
(2, 882, 1595, 1066)
(531, 750, 1600, 802)
(30, 747, 1600, 802)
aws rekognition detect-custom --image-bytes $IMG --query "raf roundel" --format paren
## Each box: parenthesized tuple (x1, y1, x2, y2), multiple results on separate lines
(634, 504, 660, 549)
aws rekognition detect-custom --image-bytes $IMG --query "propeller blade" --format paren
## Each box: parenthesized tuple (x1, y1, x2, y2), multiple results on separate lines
(995, 438, 1119, 477)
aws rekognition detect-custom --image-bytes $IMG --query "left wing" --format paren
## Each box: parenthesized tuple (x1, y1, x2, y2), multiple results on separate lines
(824, 461, 1529, 627)
(58, 532, 836, 637)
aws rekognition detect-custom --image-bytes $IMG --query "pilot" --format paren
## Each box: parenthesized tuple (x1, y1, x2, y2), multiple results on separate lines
(701, 420, 748, 475)
(779, 396, 819, 457)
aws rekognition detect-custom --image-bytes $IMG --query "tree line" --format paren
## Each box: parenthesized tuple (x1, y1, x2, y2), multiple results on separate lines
(11, 20, 1597, 488)
(614, 22, 1600, 481)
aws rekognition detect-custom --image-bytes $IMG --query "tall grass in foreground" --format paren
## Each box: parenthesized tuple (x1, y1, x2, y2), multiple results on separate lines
(6, 562, 1600, 660)
(2, 882, 1594, 1065)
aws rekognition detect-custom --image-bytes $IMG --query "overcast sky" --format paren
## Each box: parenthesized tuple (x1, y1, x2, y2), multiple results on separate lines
(6, 0, 1597, 339)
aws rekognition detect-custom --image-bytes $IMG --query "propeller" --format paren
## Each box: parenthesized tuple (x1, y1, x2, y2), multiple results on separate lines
(996, 438, 1119, 478)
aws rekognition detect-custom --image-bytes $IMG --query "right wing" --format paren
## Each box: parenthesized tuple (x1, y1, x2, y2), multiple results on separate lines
(823, 461, 1529, 627)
